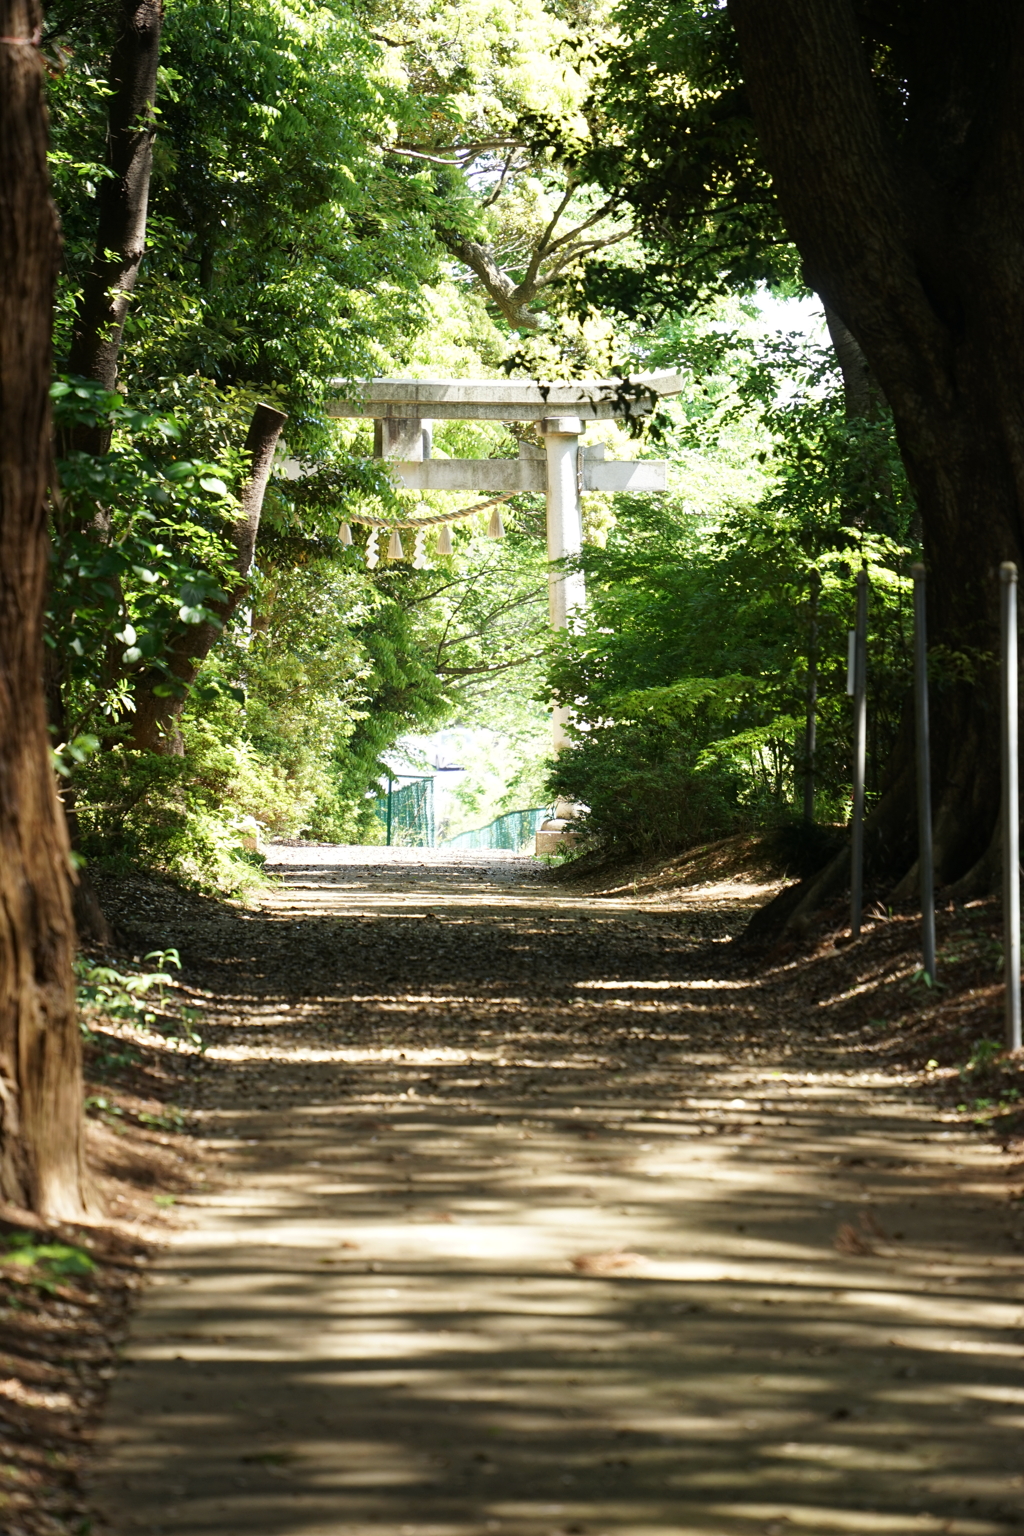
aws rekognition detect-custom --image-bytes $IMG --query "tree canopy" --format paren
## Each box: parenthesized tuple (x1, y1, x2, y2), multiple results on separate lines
(5, 0, 1021, 1212)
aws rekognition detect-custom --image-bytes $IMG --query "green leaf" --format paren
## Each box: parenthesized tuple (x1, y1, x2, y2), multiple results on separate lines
(163, 460, 199, 482)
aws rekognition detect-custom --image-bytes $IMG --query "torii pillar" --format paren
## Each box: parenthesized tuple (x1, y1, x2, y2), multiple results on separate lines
(327, 372, 685, 755)
(543, 416, 585, 748)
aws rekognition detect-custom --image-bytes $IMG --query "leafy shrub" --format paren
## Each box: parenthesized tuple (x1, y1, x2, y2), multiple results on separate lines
(552, 714, 749, 858)
(73, 715, 298, 893)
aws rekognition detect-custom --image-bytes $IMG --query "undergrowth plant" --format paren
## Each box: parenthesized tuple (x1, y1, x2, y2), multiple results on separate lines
(0, 1233, 95, 1296)
(76, 948, 206, 1056)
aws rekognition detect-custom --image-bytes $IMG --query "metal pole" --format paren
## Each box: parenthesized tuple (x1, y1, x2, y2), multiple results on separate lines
(850, 569, 869, 936)
(543, 415, 584, 752)
(386, 775, 393, 847)
(911, 564, 936, 982)
(1000, 562, 1021, 1052)
(804, 570, 820, 823)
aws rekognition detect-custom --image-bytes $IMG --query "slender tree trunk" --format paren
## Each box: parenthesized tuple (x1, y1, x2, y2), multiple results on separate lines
(128, 404, 288, 752)
(67, 0, 163, 451)
(729, 0, 1024, 900)
(54, 2, 163, 940)
(0, 0, 87, 1217)
(822, 302, 884, 422)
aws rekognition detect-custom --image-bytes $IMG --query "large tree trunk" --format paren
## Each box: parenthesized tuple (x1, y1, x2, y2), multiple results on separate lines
(0, 0, 87, 1217)
(67, 0, 162, 452)
(128, 403, 288, 753)
(729, 0, 1024, 899)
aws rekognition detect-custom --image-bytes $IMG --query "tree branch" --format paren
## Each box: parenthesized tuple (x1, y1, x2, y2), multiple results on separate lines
(436, 655, 538, 679)
(438, 227, 545, 329)
(521, 182, 577, 292)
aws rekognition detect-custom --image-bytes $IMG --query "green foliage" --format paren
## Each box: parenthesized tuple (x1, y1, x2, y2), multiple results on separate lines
(1, 1233, 96, 1295)
(368, 0, 627, 342)
(50, 378, 239, 749)
(49, 0, 441, 409)
(77, 950, 210, 1057)
(45, 7, 555, 877)
(309, 510, 550, 839)
(961, 1038, 1006, 1080)
(566, 0, 795, 318)
(76, 948, 181, 1027)
(548, 321, 918, 857)
(49, 0, 929, 889)
(74, 717, 288, 892)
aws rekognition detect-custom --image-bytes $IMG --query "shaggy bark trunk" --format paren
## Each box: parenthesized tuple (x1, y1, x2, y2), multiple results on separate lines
(0, 0, 87, 1216)
(729, 0, 1024, 909)
(67, 0, 162, 451)
(128, 404, 287, 753)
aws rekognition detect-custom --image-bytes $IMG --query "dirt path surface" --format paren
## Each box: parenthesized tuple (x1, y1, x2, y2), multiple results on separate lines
(91, 848, 1023, 1536)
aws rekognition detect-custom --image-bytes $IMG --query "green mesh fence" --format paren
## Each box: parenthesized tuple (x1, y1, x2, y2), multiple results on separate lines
(441, 807, 551, 852)
(372, 777, 435, 847)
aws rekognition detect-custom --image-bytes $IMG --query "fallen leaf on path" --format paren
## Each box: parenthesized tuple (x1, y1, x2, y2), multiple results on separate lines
(834, 1222, 874, 1256)
(835, 1209, 888, 1255)
(570, 1249, 646, 1274)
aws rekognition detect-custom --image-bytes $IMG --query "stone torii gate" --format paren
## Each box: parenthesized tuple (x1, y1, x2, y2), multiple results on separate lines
(329, 372, 685, 766)
(329, 372, 684, 629)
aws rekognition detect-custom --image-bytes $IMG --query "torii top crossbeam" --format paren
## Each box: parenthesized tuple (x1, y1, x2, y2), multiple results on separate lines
(327, 370, 686, 422)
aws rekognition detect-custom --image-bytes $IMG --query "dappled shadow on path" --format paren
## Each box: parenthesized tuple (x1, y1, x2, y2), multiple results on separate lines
(92, 850, 1024, 1536)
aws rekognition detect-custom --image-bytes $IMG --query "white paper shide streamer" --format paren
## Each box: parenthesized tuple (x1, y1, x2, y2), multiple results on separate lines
(412, 528, 428, 568)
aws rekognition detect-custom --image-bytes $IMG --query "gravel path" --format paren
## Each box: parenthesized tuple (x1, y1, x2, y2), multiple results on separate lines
(92, 849, 1023, 1536)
